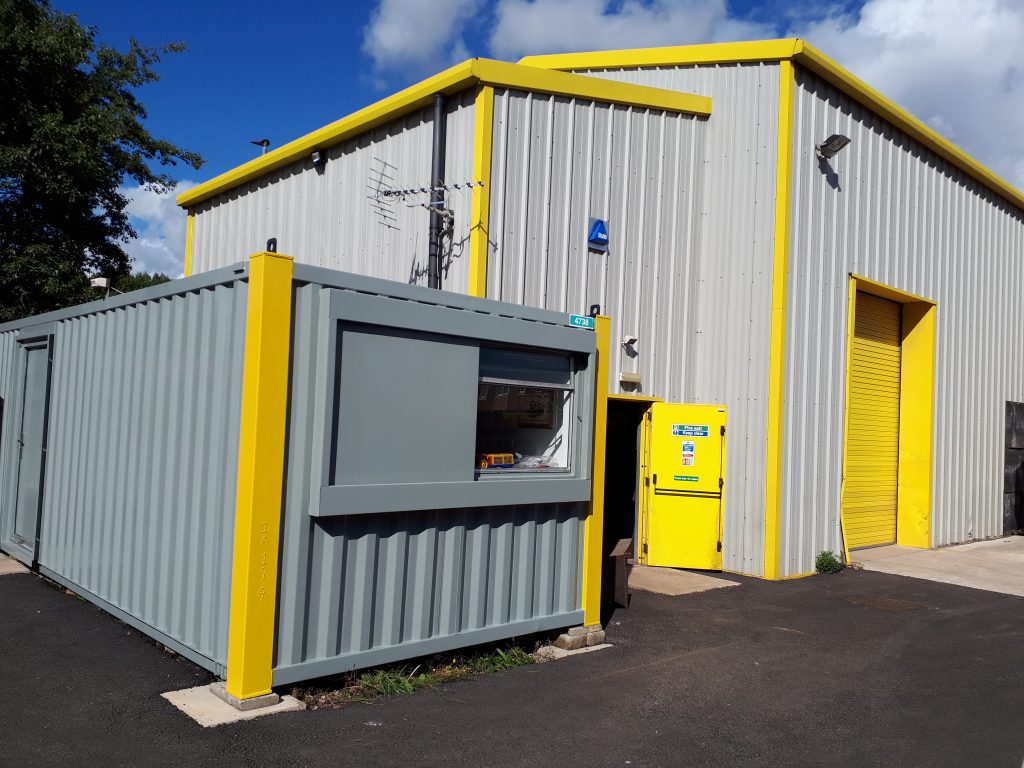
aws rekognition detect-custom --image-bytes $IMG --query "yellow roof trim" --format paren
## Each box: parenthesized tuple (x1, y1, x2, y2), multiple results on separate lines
(519, 38, 1024, 214)
(518, 39, 801, 70)
(176, 59, 710, 208)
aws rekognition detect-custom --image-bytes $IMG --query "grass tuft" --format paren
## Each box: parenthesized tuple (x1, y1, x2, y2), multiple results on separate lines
(293, 644, 535, 710)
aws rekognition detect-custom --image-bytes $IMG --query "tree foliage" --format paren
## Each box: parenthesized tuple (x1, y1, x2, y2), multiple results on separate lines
(0, 0, 202, 322)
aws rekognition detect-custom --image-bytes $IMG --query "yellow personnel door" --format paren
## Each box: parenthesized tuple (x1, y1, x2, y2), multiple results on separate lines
(639, 403, 726, 570)
(842, 292, 902, 549)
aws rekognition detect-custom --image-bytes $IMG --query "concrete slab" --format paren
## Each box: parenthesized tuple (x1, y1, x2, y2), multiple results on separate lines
(0, 554, 27, 576)
(857, 537, 1024, 597)
(162, 685, 305, 728)
(534, 643, 613, 662)
(628, 565, 739, 596)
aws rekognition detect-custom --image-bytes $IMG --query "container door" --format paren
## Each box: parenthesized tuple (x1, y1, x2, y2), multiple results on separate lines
(639, 403, 726, 570)
(842, 292, 902, 549)
(8, 339, 53, 565)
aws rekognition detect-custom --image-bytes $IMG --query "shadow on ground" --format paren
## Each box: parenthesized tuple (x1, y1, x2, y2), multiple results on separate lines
(2, 568, 1023, 767)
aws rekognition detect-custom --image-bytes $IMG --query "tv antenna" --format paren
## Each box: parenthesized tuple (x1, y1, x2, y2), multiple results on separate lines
(366, 157, 483, 232)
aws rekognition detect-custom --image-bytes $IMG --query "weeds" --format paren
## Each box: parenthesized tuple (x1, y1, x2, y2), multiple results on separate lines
(293, 645, 535, 710)
(815, 550, 844, 574)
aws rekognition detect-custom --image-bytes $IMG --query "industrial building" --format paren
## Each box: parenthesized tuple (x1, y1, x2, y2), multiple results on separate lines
(3, 37, 1023, 707)
(177, 38, 1024, 580)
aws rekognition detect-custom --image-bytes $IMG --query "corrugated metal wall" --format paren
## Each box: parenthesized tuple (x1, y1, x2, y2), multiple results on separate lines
(6, 279, 248, 670)
(489, 64, 780, 575)
(273, 281, 584, 684)
(191, 90, 476, 292)
(781, 67, 1024, 576)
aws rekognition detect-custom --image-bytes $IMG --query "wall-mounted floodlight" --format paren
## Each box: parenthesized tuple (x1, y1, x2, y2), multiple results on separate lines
(815, 133, 851, 159)
(311, 149, 328, 168)
(621, 334, 638, 347)
(250, 138, 270, 156)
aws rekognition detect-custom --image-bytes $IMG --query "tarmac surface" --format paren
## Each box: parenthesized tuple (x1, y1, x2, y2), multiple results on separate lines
(2, 566, 1023, 767)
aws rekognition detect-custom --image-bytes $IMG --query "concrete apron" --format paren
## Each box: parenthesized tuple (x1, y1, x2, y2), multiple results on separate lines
(0, 554, 28, 576)
(856, 537, 1024, 597)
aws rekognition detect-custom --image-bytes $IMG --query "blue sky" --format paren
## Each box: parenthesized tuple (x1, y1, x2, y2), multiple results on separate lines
(54, 0, 1024, 275)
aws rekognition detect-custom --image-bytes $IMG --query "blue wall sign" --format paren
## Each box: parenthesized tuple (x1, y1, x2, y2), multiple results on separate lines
(588, 218, 609, 252)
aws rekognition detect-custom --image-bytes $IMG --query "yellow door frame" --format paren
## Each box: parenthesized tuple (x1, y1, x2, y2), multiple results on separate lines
(840, 274, 936, 562)
(581, 315, 611, 626)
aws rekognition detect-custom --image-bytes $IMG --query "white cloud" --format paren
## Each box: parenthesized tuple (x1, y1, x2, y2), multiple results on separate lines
(121, 181, 196, 278)
(791, 0, 1024, 188)
(363, 0, 483, 74)
(489, 0, 772, 60)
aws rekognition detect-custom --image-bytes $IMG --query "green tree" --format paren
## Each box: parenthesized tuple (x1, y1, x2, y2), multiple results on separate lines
(113, 270, 171, 294)
(0, 0, 202, 322)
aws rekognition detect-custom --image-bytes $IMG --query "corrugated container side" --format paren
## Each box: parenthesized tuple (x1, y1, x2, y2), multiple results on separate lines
(491, 64, 780, 576)
(782, 67, 1024, 576)
(35, 281, 248, 669)
(191, 91, 476, 294)
(273, 282, 584, 684)
(0, 330, 19, 546)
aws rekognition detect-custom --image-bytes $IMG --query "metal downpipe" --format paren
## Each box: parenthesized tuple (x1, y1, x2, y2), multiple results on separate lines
(428, 93, 447, 290)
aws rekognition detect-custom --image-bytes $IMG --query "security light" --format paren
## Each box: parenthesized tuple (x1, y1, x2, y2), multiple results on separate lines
(311, 149, 328, 167)
(89, 277, 109, 289)
(622, 334, 638, 347)
(815, 133, 851, 159)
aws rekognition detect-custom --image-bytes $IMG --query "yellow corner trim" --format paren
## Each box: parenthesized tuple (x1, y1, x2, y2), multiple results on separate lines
(582, 316, 610, 625)
(762, 60, 795, 581)
(183, 210, 194, 277)
(176, 59, 709, 209)
(468, 86, 494, 298)
(225, 251, 294, 700)
(519, 38, 802, 70)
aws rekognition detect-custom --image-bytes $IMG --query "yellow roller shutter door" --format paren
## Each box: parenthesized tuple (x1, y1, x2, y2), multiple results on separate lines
(843, 292, 902, 549)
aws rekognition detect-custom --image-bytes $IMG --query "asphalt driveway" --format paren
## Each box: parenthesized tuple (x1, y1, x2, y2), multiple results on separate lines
(2, 565, 1023, 767)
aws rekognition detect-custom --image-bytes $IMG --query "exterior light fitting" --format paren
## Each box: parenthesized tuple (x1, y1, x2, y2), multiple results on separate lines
(815, 133, 851, 159)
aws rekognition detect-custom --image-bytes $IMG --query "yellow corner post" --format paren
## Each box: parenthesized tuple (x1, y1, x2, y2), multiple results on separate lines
(225, 251, 294, 700)
(184, 210, 194, 277)
(582, 316, 610, 625)
(762, 60, 795, 581)
(468, 85, 494, 298)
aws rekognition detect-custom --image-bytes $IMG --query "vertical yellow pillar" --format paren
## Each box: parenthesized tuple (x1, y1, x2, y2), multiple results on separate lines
(582, 315, 610, 625)
(468, 85, 494, 298)
(763, 60, 795, 581)
(225, 251, 294, 700)
(184, 210, 195, 277)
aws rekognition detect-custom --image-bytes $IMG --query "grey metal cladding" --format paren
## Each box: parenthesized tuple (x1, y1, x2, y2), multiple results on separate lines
(0, 331, 19, 546)
(32, 279, 248, 671)
(275, 283, 586, 682)
(781, 67, 1024, 576)
(487, 65, 780, 576)
(191, 90, 477, 293)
